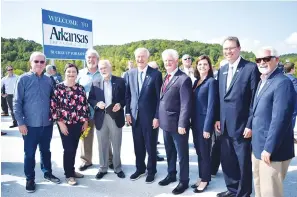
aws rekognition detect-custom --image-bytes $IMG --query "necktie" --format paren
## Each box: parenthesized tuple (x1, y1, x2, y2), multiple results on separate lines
(139, 71, 144, 91)
(226, 65, 234, 90)
(162, 74, 171, 92)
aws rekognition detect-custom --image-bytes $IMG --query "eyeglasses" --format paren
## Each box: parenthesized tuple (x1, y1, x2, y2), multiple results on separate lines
(223, 46, 238, 51)
(184, 58, 191, 60)
(255, 56, 275, 64)
(33, 60, 45, 64)
(7, 69, 13, 71)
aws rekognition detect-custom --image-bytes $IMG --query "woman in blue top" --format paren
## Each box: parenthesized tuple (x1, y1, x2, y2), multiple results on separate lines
(191, 55, 217, 193)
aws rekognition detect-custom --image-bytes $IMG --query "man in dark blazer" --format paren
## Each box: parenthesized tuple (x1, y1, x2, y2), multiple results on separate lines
(215, 37, 260, 197)
(125, 48, 162, 183)
(158, 49, 192, 195)
(252, 47, 295, 197)
(88, 60, 126, 179)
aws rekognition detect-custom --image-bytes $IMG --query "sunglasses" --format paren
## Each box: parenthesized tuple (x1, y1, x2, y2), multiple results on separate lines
(7, 69, 13, 71)
(33, 60, 45, 64)
(184, 57, 191, 60)
(255, 56, 275, 64)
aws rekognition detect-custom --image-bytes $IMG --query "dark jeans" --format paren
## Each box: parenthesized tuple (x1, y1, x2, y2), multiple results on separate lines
(6, 94, 17, 124)
(23, 125, 53, 181)
(1, 96, 8, 114)
(58, 122, 82, 178)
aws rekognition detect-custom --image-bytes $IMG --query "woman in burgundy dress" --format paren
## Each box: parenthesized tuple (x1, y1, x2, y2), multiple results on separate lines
(50, 63, 89, 186)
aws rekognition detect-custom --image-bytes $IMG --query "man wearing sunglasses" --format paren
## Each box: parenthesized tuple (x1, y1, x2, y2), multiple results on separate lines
(1, 65, 18, 128)
(251, 47, 295, 197)
(13, 52, 60, 193)
(215, 37, 260, 197)
(180, 54, 196, 84)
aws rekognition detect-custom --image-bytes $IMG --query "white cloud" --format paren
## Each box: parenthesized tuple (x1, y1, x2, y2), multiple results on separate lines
(285, 32, 297, 48)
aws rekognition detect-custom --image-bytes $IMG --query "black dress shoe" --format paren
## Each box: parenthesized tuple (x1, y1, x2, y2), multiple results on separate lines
(193, 182, 209, 193)
(156, 155, 165, 162)
(79, 163, 93, 171)
(217, 190, 236, 197)
(9, 123, 18, 128)
(1, 132, 7, 136)
(145, 174, 155, 184)
(130, 171, 147, 180)
(158, 175, 177, 186)
(109, 163, 114, 169)
(95, 172, 107, 179)
(191, 183, 198, 188)
(172, 182, 188, 195)
(115, 171, 125, 178)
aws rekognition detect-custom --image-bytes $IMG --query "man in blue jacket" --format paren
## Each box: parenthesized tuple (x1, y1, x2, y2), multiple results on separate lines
(252, 47, 295, 197)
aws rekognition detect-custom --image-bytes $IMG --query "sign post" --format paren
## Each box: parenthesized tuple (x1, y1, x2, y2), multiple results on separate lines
(42, 9, 93, 60)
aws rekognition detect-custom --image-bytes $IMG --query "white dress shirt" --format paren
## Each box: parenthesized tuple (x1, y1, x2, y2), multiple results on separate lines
(167, 67, 179, 82)
(1, 74, 18, 95)
(138, 65, 148, 92)
(101, 77, 112, 108)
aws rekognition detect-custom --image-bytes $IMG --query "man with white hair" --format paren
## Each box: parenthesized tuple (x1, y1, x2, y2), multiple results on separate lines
(180, 54, 196, 84)
(252, 47, 295, 197)
(125, 48, 162, 183)
(13, 52, 60, 193)
(77, 48, 113, 171)
(88, 60, 126, 179)
(158, 49, 192, 195)
(45, 65, 56, 85)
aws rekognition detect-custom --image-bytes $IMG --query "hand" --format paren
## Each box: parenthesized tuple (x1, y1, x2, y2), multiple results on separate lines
(1, 94, 8, 98)
(178, 127, 186, 135)
(152, 118, 159, 129)
(96, 101, 106, 110)
(125, 115, 132, 126)
(214, 121, 221, 133)
(243, 128, 252, 138)
(261, 150, 271, 165)
(18, 125, 28, 135)
(58, 121, 69, 136)
(203, 131, 211, 139)
(81, 121, 88, 132)
(112, 103, 121, 112)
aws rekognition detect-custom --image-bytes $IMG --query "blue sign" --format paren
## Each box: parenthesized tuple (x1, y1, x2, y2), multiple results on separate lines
(42, 9, 93, 60)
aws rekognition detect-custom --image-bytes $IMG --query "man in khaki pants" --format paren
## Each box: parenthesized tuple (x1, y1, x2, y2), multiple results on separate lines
(251, 46, 295, 197)
(77, 48, 113, 171)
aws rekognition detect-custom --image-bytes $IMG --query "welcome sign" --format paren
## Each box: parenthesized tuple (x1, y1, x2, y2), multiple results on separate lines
(42, 9, 93, 60)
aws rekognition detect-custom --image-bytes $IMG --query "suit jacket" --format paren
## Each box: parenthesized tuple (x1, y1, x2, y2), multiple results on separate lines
(192, 77, 218, 134)
(125, 66, 162, 127)
(159, 69, 192, 132)
(216, 58, 260, 138)
(88, 75, 126, 130)
(252, 68, 295, 161)
(285, 73, 297, 115)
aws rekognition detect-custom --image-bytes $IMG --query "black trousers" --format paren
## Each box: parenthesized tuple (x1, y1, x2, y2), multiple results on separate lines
(1, 96, 8, 114)
(58, 122, 82, 178)
(210, 133, 221, 175)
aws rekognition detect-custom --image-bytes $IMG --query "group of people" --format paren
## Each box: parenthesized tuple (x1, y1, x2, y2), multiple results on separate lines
(5, 36, 296, 197)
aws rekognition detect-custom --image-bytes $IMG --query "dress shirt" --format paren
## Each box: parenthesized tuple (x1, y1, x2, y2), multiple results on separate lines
(229, 56, 241, 76)
(1, 74, 18, 95)
(77, 67, 101, 118)
(101, 77, 112, 108)
(13, 72, 53, 127)
(138, 65, 148, 92)
(167, 67, 179, 82)
(257, 67, 278, 97)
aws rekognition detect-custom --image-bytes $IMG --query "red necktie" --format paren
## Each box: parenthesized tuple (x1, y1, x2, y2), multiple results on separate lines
(162, 74, 171, 92)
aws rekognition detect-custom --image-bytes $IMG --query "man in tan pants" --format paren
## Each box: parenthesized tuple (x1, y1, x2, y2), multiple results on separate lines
(251, 47, 295, 197)
(77, 48, 113, 171)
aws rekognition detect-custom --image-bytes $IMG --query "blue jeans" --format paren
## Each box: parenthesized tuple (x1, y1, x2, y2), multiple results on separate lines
(23, 125, 53, 181)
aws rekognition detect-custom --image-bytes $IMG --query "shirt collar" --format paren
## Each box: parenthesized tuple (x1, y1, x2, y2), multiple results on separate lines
(167, 67, 178, 77)
(261, 66, 278, 81)
(138, 65, 148, 75)
(229, 56, 241, 71)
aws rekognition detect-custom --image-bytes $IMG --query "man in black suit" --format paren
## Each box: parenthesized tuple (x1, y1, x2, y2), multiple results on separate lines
(215, 37, 260, 197)
(88, 60, 126, 179)
(125, 48, 163, 183)
(158, 49, 192, 195)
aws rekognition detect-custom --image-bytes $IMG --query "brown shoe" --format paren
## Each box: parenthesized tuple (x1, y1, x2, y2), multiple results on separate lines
(74, 172, 84, 178)
(66, 177, 77, 186)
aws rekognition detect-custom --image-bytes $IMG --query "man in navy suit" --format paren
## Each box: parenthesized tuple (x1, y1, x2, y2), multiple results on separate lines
(158, 49, 192, 195)
(125, 48, 162, 183)
(215, 37, 260, 197)
(252, 47, 295, 197)
(88, 60, 126, 180)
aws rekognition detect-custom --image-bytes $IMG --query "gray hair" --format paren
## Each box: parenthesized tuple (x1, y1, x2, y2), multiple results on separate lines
(46, 65, 54, 73)
(29, 52, 46, 62)
(85, 48, 100, 59)
(259, 46, 279, 57)
(99, 60, 112, 68)
(134, 48, 150, 58)
(162, 49, 179, 60)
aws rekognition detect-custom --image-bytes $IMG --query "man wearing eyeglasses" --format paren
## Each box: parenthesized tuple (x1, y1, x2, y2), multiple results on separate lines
(1, 65, 18, 128)
(180, 54, 196, 84)
(251, 47, 295, 197)
(13, 52, 60, 193)
(215, 37, 260, 197)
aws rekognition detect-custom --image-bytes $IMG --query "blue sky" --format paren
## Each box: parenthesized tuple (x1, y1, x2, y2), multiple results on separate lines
(1, 0, 297, 55)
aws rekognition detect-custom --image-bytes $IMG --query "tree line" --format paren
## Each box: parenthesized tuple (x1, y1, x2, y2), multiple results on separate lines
(1, 37, 297, 77)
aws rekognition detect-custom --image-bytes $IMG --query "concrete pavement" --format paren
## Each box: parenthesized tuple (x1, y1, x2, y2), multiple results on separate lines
(1, 115, 297, 197)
